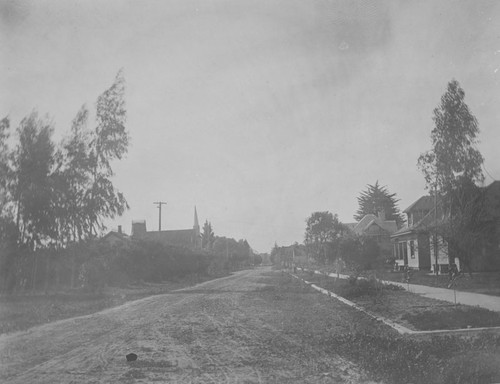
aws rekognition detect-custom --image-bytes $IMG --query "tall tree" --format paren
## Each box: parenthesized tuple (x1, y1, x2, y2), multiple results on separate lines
(0, 117, 10, 214)
(433, 179, 493, 274)
(85, 70, 130, 237)
(418, 80, 485, 270)
(54, 106, 93, 243)
(354, 181, 404, 226)
(11, 111, 56, 248)
(417, 79, 484, 194)
(201, 220, 215, 249)
(304, 211, 345, 263)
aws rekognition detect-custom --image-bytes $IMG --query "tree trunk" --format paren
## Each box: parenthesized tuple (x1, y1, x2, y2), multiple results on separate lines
(44, 254, 50, 293)
(31, 253, 38, 292)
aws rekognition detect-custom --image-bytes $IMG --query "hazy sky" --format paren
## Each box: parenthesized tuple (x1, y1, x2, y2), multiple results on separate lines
(2, 0, 500, 252)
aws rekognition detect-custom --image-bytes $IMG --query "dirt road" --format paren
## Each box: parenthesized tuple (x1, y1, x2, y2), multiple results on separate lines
(0, 267, 380, 383)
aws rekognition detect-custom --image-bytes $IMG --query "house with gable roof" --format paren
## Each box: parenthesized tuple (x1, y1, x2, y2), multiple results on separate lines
(348, 211, 398, 257)
(391, 181, 500, 272)
(102, 225, 130, 246)
(390, 196, 437, 271)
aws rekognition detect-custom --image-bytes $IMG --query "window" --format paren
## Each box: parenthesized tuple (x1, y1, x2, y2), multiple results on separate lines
(410, 240, 415, 259)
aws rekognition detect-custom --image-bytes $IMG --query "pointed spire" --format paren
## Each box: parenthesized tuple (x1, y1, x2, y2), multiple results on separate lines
(194, 206, 199, 228)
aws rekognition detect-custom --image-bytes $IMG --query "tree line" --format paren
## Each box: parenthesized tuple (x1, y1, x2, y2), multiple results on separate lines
(0, 70, 129, 250)
(0, 71, 131, 293)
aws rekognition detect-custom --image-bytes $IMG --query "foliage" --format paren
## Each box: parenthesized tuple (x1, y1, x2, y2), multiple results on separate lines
(211, 236, 254, 270)
(85, 69, 129, 237)
(201, 220, 215, 250)
(10, 111, 57, 248)
(1, 71, 129, 249)
(0, 237, 233, 294)
(354, 181, 404, 226)
(305, 211, 345, 244)
(417, 79, 488, 271)
(304, 211, 347, 263)
(0, 117, 10, 213)
(0, 217, 19, 293)
(337, 234, 380, 272)
(54, 106, 93, 242)
(418, 79, 484, 193)
(432, 179, 497, 272)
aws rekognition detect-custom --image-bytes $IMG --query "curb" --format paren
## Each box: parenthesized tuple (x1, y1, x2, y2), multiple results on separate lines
(289, 272, 500, 337)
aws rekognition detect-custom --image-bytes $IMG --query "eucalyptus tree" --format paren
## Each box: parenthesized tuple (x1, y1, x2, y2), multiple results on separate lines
(0, 117, 10, 214)
(10, 111, 57, 248)
(418, 79, 484, 193)
(418, 79, 485, 270)
(82, 70, 130, 238)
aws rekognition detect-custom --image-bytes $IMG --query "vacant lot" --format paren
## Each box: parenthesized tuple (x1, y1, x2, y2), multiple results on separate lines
(0, 277, 206, 335)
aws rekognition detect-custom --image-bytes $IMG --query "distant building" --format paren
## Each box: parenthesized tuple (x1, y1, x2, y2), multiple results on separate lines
(347, 211, 398, 256)
(102, 225, 130, 246)
(131, 207, 202, 250)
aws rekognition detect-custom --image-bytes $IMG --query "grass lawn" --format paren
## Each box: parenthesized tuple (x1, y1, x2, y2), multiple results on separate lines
(296, 271, 500, 331)
(274, 273, 500, 384)
(0, 276, 212, 335)
(365, 269, 500, 296)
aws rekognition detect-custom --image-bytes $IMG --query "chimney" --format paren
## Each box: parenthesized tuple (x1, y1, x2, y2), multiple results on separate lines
(378, 210, 386, 221)
(118, 225, 122, 234)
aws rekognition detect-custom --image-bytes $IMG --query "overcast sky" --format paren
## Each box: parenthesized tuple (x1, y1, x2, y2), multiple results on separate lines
(2, 0, 500, 252)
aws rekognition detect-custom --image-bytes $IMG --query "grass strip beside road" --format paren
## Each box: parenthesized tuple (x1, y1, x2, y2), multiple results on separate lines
(266, 271, 500, 384)
(295, 271, 500, 331)
(0, 275, 215, 335)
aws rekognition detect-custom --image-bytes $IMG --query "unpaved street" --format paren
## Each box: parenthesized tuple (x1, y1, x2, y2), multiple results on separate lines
(0, 268, 380, 383)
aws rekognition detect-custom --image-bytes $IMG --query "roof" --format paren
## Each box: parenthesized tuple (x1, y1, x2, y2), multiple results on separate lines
(142, 229, 196, 248)
(344, 223, 357, 231)
(393, 197, 445, 237)
(403, 196, 435, 213)
(352, 214, 398, 235)
(393, 181, 500, 238)
(102, 230, 130, 242)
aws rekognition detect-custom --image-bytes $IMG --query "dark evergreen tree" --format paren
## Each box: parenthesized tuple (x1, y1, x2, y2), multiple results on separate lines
(354, 181, 404, 226)
(201, 220, 215, 249)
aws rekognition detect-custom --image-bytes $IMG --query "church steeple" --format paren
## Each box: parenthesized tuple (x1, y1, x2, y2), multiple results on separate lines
(194, 206, 199, 229)
(193, 206, 201, 249)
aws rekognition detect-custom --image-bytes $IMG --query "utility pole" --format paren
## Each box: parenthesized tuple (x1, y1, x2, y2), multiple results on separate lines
(434, 181, 438, 275)
(153, 201, 167, 231)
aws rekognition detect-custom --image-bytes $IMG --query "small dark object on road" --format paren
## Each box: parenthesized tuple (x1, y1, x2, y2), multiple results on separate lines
(126, 353, 138, 362)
